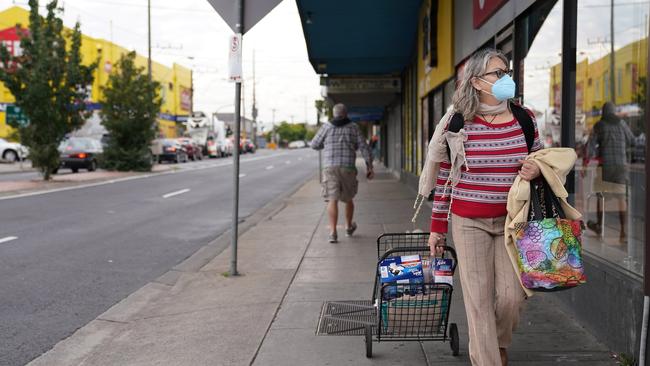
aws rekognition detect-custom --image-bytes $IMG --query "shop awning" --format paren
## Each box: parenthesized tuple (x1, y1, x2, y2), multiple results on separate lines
(296, 0, 423, 76)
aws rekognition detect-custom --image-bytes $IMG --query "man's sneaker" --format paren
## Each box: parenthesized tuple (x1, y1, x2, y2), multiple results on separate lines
(346, 222, 357, 237)
(328, 233, 338, 243)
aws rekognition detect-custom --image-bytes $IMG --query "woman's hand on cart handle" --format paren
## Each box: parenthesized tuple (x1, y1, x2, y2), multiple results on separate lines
(428, 232, 446, 256)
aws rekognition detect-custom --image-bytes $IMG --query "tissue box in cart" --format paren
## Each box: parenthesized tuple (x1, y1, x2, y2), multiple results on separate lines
(379, 255, 424, 299)
(379, 254, 423, 283)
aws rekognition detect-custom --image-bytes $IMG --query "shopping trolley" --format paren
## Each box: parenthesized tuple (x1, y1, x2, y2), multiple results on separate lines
(319, 233, 460, 358)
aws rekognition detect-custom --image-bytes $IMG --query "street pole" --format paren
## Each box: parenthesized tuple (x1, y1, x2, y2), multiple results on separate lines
(230, 0, 244, 277)
(252, 50, 257, 147)
(316, 104, 322, 183)
(147, 0, 152, 81)
(609, 0, 615, 102)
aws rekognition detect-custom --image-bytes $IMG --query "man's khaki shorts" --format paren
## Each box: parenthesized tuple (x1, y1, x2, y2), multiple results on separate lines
(322, 167, 358, 202)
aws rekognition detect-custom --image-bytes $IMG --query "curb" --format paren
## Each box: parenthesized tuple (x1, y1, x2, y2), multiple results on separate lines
(153, 171, 319, 285)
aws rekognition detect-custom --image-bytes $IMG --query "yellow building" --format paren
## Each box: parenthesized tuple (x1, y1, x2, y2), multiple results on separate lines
(402, 0, 453, 175)
(550, 37, 648, 128)
(0, 6, 192, 139)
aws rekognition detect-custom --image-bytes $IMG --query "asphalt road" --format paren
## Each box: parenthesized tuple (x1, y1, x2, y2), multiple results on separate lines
(0, 148, 318, 366)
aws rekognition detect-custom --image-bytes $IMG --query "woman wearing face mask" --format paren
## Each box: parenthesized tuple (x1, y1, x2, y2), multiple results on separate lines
(427, 49, 542, 366)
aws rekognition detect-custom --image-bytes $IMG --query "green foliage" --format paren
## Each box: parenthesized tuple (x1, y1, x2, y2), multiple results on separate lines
(274, 122, 308, 143)
(305, 129, 316, 141)
(100, 51, 161, 172)
(613, 353, 636, 366)
(314, 99, 331, 121)
(0, 0, 97, 180)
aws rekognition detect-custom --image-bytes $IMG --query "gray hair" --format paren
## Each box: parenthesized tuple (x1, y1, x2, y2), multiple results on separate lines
(452, 48, 509, 121)
(333, 103, 347, 118)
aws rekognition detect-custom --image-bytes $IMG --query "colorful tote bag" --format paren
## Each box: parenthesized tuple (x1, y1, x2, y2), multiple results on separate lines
(514, 178, 587, 291)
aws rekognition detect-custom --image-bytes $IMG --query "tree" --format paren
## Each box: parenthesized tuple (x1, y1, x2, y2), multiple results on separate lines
(0, 0, 97, 180)
(274, 122, 308, 144)
(100, 51, 161, 171)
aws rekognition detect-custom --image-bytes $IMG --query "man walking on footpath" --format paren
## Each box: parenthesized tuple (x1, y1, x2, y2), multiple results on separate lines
(311, 103, 374, 243)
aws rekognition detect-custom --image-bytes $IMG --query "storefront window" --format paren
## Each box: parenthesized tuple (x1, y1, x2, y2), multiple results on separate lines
(522, 1, 563, 149)
(574, 0, 648, 275)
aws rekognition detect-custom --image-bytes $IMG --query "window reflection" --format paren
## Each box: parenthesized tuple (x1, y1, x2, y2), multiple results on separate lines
(575, 0, 647, 275)
(524, 0, 647, 275)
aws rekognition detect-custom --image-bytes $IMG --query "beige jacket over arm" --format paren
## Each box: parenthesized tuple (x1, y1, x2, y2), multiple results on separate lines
(505, 148, 583, 297)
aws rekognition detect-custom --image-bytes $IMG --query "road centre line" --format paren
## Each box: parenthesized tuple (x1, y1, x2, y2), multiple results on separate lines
(0, 236, 18, 244)
(266, 165, 274, 170)
(239, 174, 246, 178)
(162, 189, 190, 199)
(0, 152, 290, 201)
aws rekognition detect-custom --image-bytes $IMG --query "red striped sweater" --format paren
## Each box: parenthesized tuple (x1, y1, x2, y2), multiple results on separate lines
(430, 112, 542, 233)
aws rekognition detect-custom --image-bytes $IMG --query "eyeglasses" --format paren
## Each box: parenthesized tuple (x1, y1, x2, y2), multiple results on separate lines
(481, 69, 513, 79)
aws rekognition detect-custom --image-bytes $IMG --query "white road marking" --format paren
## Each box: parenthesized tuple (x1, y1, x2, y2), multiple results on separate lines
(0, 152, 290, 201)
(239, 174, 246, 178)
(298, 157, 303, 161)
(162, 188, 190, 199)
(0, 236, 18, 244)
(285, 161, 291, 164)
(266, 165, 274, 170)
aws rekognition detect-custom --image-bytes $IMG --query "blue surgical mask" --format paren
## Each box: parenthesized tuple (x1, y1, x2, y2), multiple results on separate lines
(479, 74, 516, 101)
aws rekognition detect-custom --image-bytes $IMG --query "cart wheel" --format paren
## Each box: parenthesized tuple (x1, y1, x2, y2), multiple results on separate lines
(449, 323, 459, 356)
(365, 325, 373, 358)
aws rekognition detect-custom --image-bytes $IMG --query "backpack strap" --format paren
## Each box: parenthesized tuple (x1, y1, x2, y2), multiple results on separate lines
(445, 113, 465, 162)
(444, 104, 535, 162)
(510, 102, 535, 153)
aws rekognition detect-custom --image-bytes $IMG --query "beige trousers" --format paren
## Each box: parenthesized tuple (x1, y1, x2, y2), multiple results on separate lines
(451, 214, 526, 366)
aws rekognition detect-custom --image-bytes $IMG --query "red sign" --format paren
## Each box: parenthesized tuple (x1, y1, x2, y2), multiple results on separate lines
(0, 27, 27, 57)
(576, 81, 583, 113)
(473, 0, 508, 29)
(180, 87, 192, 111)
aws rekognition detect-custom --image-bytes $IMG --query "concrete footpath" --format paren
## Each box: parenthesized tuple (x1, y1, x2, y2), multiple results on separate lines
(28, 166, 617, 366)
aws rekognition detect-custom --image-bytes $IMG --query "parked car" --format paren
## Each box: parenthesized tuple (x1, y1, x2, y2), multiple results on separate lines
(206, 133, 229, 158)
(288, 140, 307, 149)
(243, 139, 256, 154)
(177, 137, 203, 161)
(157, 139, 188, 163)
(0, 138, 28, 162)
(57, 137, 102, 173)
(223, 138, 234, 156)
(633, 133, 645, 163)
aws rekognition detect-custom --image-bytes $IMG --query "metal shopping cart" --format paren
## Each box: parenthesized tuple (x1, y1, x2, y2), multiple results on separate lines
(317, 233, 460, 358)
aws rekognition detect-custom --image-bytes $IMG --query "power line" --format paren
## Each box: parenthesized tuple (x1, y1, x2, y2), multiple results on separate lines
(69, 0, 216, 14)
(580, 1, 650, 8)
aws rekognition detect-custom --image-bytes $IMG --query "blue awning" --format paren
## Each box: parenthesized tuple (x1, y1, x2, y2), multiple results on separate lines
(296, 0, 423, 76)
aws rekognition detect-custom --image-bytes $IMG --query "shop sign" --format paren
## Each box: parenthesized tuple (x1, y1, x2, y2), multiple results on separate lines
(473, 0, 507, 29)
(180, 87, 192, 111)
(325, 78, 400, 94)
(0, 27, 27, 57)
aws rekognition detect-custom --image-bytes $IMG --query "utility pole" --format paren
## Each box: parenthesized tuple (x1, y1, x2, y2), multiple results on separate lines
(147, 0, 152, 81)
(230, 0, 244, 276)
(242, 81, 246, 140)
(252, 50, 258, 147)
(316, 100, 322, 183)
(609, 0, 615, 102)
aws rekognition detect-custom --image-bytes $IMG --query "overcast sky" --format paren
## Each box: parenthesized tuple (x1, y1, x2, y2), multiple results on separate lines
(524, 0, 649, 117)
(0, 0, 322, 131)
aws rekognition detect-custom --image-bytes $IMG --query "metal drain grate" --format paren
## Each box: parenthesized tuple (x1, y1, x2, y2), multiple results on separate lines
(316, 300, 376, 336)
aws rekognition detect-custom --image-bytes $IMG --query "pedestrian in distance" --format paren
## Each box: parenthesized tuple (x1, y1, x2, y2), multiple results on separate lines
(583, 101, 635, 244)
(427, 48, 543, 366)
(311, 103, 374, 243)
